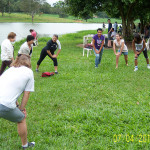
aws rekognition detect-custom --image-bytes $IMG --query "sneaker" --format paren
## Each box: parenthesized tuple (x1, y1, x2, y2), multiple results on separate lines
(147, 65, 150, 69)
(134, 67, 138, 72)
(22, 142, 35, 149)
(95, 65, 98, 68)
(36, 69, 39, 72)
(55, 71, 58, 74)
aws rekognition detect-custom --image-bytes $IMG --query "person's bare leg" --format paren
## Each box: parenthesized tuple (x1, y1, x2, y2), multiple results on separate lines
(124, 55, 128, 66)
(17, 118, 27, 146)
(36, 65, 39, 70)
(108, 40, 111, 47)
(146, 58, 149, 64)
(135, 59, 138, 66)
(116, 55, 119, 68)
(54, 66, 58, 72)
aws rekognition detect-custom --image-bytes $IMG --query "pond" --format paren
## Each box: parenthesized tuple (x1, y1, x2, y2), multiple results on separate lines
(0, 23, 108, 45)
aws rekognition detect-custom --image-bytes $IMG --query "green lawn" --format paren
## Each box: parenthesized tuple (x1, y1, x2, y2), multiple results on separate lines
(0, 13, 125, 24)
(0, 13, 78, 23)
(0, 30, 150, 150)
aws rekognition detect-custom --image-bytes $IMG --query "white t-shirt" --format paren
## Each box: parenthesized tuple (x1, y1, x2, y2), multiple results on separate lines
(18, 42, 33, 56)
(114, 39, 128, 52)
(1, 39, 14, 61)
(0, 66, 34, 109)
(111, 31, 117, 40)
(135, 40, 144, 51)
(56, 40, 61, 49)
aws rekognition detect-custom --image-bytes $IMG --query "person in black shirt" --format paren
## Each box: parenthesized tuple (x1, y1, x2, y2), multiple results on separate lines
(36, 34, 61, 74)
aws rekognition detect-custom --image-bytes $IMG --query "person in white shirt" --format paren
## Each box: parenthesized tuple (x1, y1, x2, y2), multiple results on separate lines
(0, 54, 35, 149)
(36, 34, 61, 74)
(111, 28, 117, 40)
(113, 34, 128, 68)
(0, 32, 16, 75)
(132, 33, 150, 71)
(18, 35, 34, 56)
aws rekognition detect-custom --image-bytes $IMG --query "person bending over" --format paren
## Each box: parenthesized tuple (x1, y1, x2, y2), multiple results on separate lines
(0, 32, 16, 75)
(0, 54, 35, 149)
(113, 34, 128, 68)
(92, 28, 105, 68)
(36, 34, 61, 74)
(18, 35, 34, 56)
(132, 33, 150, 71)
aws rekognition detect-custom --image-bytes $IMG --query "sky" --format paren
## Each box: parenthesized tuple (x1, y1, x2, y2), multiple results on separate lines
(46, 0, 64, 6)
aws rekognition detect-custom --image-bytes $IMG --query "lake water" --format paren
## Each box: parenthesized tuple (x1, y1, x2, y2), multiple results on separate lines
(0, 23, 108, 44)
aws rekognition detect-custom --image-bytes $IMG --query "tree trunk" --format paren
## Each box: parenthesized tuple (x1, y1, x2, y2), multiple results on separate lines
(121, 17, 126, 37)
(32, 15, 34, 23)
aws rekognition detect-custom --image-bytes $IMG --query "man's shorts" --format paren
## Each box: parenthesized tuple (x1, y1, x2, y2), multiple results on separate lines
(0, 104, 25, 123)
(108, 32, 112, 40)
(118, 50, 128, 55)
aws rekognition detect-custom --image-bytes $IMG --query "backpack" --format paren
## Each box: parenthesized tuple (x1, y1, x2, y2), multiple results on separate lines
(41, 72, 54, 77)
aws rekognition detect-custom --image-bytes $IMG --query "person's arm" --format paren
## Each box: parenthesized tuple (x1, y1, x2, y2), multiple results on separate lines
(46, 50, 56, 58)
(99, 40, 104, 53)
(19, 91, 30, 111)
(56, 40, 61, 57)
(109, 28, 113, 33)
(132, 40, 138, 58)
(92, 39, 99, 54)
(120, 41, 124, 53)
(139, 40, 146, 54)
(56, 49, 61, 57)
(113, 41, 117, 55)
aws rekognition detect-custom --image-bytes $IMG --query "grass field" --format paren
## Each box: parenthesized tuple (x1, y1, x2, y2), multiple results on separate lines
(0, 30, 150, 150)
(0, 13, 125, 24)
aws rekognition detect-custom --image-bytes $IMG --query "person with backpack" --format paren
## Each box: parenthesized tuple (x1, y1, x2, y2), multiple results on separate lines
(132, 33, 150, 71)
(36, 34, 61, 74)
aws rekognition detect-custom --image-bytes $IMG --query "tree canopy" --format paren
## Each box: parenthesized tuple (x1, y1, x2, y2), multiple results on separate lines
(65, 0, 150, 39)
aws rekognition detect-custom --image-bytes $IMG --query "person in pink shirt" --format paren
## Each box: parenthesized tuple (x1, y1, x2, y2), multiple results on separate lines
(29, 29, 38, 46)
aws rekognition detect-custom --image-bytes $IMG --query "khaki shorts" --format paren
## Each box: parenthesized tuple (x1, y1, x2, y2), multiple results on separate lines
(0, 104, 25, 123)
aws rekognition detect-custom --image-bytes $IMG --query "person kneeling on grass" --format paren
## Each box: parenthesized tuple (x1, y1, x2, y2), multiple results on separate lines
(36, 34, 61, 74)
(0, 54, 35, 150)
(18, 35, 34, 57)
(113, 34, 128, 68)
(92, 28, 105, 68)
(132, 33, 150, 72)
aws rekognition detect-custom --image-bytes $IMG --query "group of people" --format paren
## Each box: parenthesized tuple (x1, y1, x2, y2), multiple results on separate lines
(92, 28, 150, 71)
(0, 24, 150, 149)
(0, 31, 61, 149)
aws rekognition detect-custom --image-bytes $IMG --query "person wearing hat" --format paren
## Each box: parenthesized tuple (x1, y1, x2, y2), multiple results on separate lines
(18, 35, 34, 57)
(36, 34, 61, 74)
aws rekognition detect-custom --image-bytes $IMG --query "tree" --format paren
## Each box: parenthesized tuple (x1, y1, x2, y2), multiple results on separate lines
(0, 0, 7, 16)
(65, 0, 150, 40)
(20, 0, 45, 22)
(53, 1, 68, 18)
(40, 2, 51, 14)
(65, 0, 102, 21)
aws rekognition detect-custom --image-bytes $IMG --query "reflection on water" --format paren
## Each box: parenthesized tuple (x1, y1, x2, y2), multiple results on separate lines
(0, 23, 108, 45)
